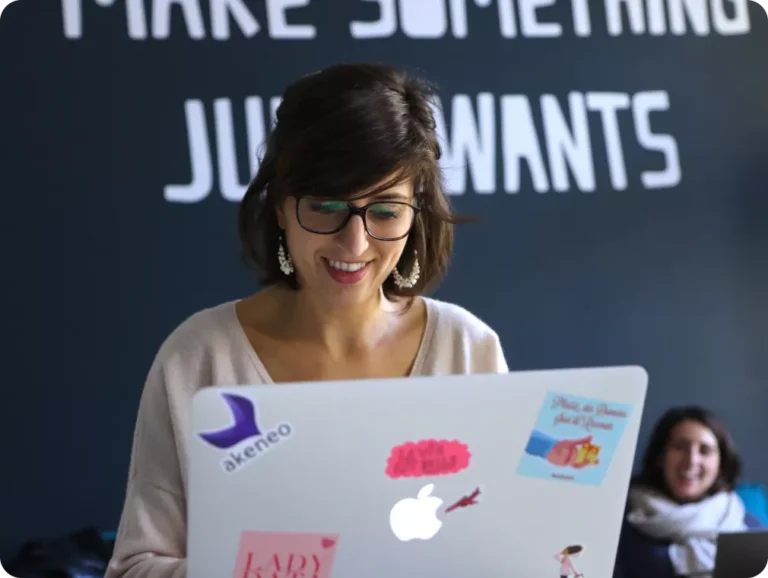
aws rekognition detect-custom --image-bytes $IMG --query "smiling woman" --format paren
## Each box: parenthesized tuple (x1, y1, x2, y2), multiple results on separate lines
(105, 62, 509, 578)
(237, 61, 458, 304)
(613, 406, 763, 578)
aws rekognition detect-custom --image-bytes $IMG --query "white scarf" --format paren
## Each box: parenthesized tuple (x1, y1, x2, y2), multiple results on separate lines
(626, 487, 747, 578)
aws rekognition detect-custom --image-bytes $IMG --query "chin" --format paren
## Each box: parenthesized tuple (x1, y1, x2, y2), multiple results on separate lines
(672, 487, 707, 503)
(317, 268, 387, 303)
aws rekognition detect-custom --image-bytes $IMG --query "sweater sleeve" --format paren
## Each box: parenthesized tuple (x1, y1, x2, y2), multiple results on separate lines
(105, 356, 187, 578)
(489, 330, 509, 373)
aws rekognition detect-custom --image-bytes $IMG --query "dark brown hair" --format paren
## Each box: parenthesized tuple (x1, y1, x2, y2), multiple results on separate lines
(633, 406, 742, 500)
(237, 62, 461, 299)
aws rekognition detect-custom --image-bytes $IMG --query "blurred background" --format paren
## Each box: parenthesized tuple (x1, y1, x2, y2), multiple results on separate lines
(1, 0, 767, 567)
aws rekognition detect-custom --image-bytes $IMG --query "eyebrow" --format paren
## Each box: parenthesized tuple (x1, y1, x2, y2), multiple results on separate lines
(368, 191, 412, 202)
(674, 437, 716, 448)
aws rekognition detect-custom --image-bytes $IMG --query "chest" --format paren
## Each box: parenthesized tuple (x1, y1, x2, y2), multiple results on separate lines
(242, 326, 426, 384)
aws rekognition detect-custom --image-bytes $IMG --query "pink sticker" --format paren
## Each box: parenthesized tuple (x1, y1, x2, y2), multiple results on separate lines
(233, 531, 340, 578)
(554, 544, 585, 578)
(385, 439, 471, 479)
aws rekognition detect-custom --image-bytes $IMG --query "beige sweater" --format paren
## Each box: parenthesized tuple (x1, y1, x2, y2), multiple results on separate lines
(106, 297, 508, 577)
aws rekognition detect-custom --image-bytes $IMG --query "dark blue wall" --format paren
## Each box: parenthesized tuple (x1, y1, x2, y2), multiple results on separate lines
(1, 0, 767, 560)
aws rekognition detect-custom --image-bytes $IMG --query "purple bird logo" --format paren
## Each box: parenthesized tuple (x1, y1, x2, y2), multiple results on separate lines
(198, 393, 261, 449)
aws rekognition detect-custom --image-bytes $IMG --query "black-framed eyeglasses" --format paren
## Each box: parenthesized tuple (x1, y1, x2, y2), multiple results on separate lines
(296, 196, 420, 241)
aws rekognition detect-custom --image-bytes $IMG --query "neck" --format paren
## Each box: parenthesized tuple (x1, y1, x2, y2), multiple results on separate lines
(283, 287, 390, 356)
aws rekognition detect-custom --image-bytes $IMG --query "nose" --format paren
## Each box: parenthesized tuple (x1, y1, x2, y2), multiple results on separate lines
(336, 213, 369, 257)
(683, 448, 702, 468)
(691, 449, 704, 464)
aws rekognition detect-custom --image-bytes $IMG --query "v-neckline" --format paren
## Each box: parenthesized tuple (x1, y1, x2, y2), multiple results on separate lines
(229, 296, 438, 384)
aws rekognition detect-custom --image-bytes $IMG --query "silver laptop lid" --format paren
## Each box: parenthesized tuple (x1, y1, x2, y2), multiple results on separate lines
(187, 365, 647, 578)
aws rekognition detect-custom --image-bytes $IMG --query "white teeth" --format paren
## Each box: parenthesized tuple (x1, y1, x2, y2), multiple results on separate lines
(328, 260, 366, 272)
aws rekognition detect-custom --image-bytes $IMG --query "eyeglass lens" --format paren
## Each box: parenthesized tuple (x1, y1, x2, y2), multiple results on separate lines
(297, 198, 416, 239)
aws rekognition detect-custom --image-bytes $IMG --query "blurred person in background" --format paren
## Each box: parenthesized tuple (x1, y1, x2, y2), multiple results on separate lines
(613, 406, 762, 578)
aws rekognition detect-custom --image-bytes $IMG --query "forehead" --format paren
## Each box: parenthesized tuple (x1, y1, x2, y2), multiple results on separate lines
(349, 174, 414, 202)
(669, 420, 718, 446)
(295, 170, 416, 203)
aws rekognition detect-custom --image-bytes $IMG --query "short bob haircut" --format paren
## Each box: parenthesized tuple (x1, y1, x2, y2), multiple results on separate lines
(237, 62, 461, 299)
(633, 406, 742, 500)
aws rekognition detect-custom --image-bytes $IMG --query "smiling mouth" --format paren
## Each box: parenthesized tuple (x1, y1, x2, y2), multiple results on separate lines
(677, 472, 701, 484)
(326, 259, 368, 272)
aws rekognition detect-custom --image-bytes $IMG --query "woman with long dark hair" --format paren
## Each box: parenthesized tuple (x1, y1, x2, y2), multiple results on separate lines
(613, 406, 762, 578)
(105, 62, 508, 578)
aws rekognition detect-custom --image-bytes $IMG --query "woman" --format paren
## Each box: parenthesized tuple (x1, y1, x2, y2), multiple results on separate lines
(613, 406, 761, 578)
(105, 62, 508, 577)
(554, 544, 584, 578)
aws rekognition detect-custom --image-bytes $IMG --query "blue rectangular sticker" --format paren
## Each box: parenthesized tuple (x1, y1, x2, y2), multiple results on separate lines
(517, 392, 633, 486)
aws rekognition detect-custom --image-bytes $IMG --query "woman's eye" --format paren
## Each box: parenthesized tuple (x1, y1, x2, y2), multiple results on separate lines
(369, 205, 399, 218)
(311, 202, 346, 213)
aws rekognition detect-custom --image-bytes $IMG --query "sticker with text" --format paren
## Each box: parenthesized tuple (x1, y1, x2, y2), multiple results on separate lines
(516, 392, 632, 485)
(197, 393, 294, 475)
(554, 544, 585, 578)
(233, 531, 339, 578)
(385, 439, 471, 479)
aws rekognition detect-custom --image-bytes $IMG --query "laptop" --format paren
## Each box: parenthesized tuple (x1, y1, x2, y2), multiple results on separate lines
(187, 365, 648, 578)
(713, 530, 768, 578)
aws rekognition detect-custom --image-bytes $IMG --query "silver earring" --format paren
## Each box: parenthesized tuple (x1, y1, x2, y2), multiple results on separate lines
(277, 234, 294, 275)
(392, 250, 420, 289)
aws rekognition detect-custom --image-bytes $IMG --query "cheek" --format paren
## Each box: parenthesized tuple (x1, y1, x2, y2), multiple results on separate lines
(662, 451, 681, 475)
(703, 456, 721, 476)
(373, 240, 408, 267)
(285, 228, 319, 262)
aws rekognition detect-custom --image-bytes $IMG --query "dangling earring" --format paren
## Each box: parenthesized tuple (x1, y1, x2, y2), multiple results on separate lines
(392, 250, 420, 289)
(277, 234, 294, 275)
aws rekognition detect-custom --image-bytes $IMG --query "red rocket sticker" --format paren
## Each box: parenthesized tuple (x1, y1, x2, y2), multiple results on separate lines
(445, 486, 482, 514)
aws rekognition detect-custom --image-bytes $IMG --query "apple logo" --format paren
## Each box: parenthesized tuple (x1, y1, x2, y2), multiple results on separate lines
(389, 483, 444, 542)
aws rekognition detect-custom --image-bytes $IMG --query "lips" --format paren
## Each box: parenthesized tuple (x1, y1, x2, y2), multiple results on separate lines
(674, 472, 702, 490)
(322, 258, 371, 285)
(327, 259, 368, 272)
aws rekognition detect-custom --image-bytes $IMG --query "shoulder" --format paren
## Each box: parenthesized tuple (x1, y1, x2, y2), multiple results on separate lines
(421, 297, 508, 374)
(126, 302, 242, 484)
(156, 301, 237, 361)
(424, 297, 499, 340)
(145, 300, 251, 396)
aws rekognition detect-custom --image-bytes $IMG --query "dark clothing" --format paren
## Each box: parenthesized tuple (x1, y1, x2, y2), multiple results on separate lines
(5, 527, 114, 578)
(613, 511, 763, 578)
